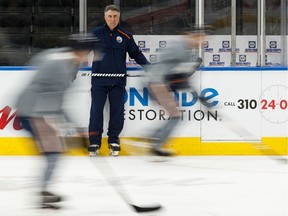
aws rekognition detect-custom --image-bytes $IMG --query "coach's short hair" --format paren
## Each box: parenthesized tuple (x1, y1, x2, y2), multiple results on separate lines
(104, 4, 120, 13)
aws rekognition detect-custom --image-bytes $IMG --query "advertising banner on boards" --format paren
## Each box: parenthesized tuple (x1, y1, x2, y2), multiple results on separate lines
(0, 35, 287, 143)
(130, 35, 284, 67)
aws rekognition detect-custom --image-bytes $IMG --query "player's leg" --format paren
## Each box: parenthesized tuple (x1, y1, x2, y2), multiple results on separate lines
(148, 83, 181, 156)
(148, 83, 180, 117)
(107, 85, 125, 156)
(41, 153, 62, 203)
(18, 116, 37, 136)
(150, 117, 180, 155)
(31, 117, 65, 208)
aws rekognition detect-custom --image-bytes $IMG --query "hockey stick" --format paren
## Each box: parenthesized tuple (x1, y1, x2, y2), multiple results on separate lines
(76, 135, 162, 213)
(90, 157, 162, 213)
(78, 72, 145, 77)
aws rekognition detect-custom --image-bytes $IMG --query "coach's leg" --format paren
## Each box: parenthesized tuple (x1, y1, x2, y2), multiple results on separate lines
(107, 85, 125, 155)
(89, 86, 108, 147)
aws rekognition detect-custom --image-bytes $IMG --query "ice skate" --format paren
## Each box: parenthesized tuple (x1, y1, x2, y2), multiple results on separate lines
(88, 144, 100, 157)
(147, 138, 175, 157)
(41, 191, 62, 203)
(38, 191, 62, 210)
(40, 203, 61, 210)
(109, 143, 121, 156)
(150, 147, 175, 157)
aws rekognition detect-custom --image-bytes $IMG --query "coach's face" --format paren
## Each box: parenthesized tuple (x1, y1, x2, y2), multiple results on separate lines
(105, 10, 120, 31)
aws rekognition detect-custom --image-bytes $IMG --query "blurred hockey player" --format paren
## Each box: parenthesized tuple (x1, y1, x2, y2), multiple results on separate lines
(15, 33, 101, 209)
(145, 26, 210, 156)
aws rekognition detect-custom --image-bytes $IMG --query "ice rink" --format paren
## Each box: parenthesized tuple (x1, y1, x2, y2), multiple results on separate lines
(0, 156, 287, 216)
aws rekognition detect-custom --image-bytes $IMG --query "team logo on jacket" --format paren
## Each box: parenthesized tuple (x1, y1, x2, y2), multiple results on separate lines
(116, 36, 123, 43)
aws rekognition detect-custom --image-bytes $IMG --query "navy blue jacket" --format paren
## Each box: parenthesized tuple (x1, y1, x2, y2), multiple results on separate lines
(91, 24, 149, 87)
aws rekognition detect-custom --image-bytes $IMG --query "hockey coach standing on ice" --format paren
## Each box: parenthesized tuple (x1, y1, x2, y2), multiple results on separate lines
(88, 4, 150, 157)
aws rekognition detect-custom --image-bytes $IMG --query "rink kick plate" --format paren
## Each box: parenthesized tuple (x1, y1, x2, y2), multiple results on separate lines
(0, 137, 287, 156)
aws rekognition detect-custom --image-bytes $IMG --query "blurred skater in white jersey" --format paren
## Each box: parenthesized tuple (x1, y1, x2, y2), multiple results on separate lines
(144, 26, 212, 156)
(15, 33, 101, 209)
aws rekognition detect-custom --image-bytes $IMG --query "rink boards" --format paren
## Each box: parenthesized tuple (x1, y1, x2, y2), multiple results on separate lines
(0, 66, 287, 156)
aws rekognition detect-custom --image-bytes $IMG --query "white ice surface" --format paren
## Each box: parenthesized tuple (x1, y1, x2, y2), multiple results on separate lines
(0, 156, 287, 216)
